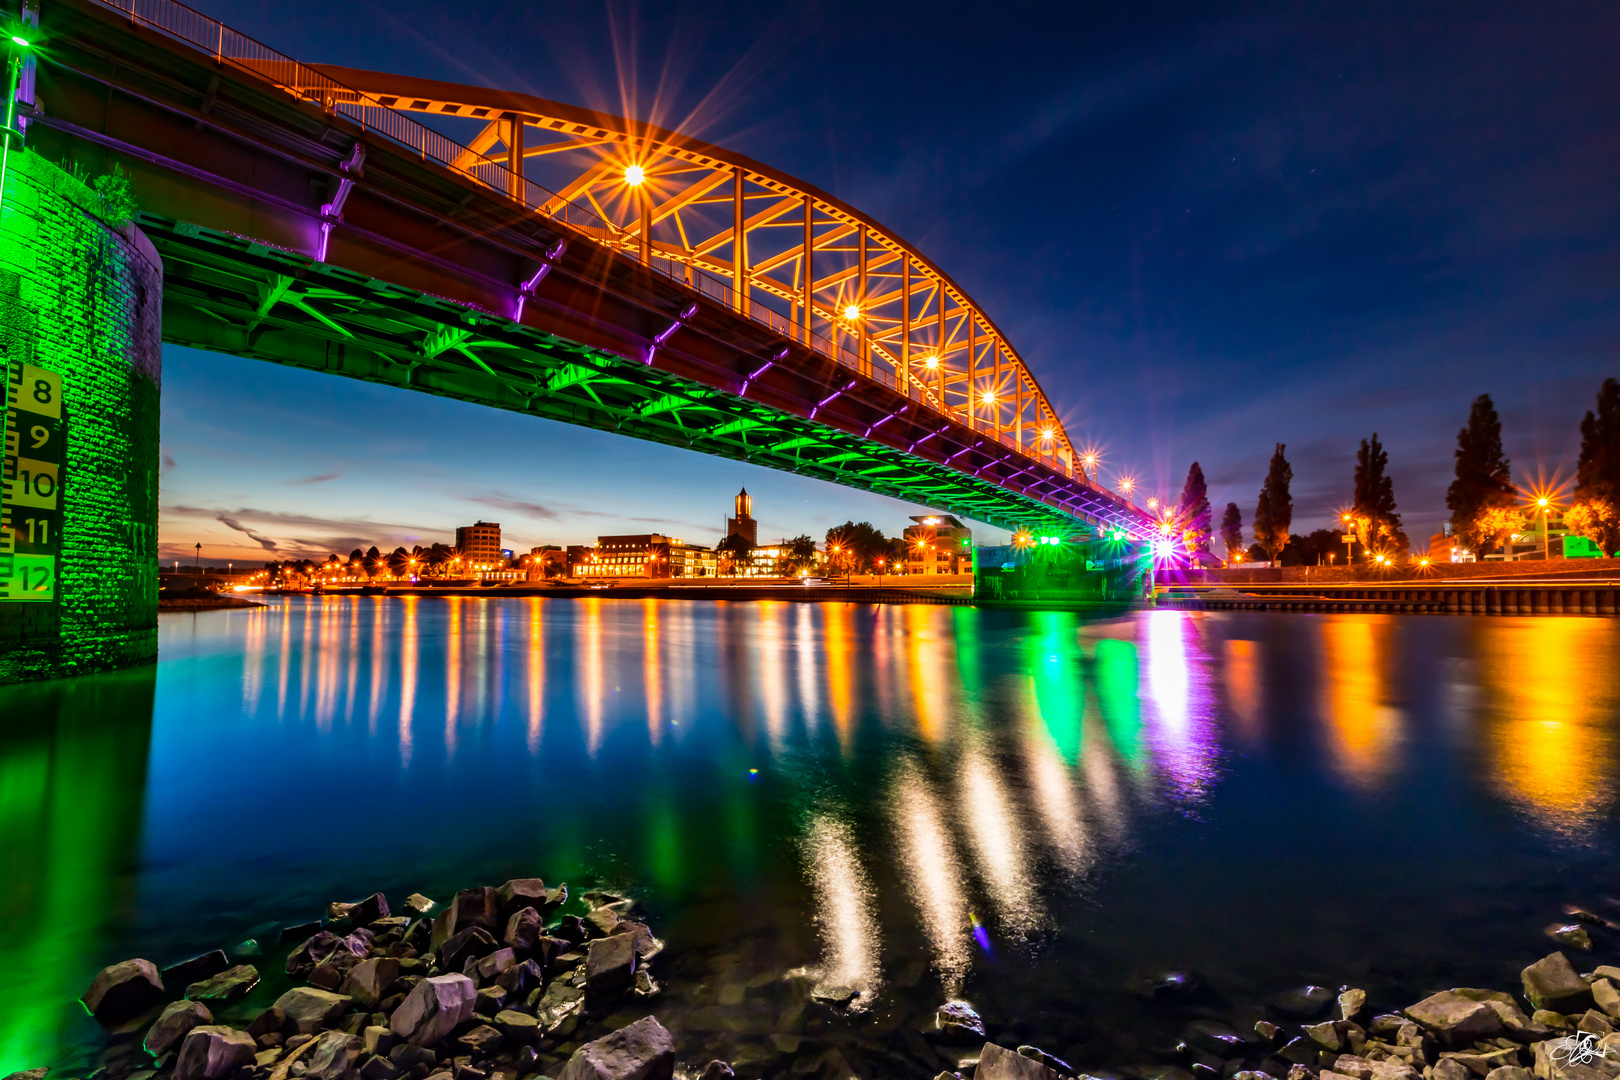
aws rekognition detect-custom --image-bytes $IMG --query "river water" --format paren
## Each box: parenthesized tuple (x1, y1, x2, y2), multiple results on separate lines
(3, 597, 1619, 1075)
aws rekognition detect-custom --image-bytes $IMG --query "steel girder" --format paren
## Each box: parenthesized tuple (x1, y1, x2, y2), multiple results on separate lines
(149, 216, 1103, 534)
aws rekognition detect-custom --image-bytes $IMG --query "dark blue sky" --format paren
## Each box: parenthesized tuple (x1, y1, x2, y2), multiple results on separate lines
(162, 0, 1620, 561)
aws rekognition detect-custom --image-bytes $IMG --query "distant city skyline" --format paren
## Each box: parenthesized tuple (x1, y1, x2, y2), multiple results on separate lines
(158, 347, 983, 562)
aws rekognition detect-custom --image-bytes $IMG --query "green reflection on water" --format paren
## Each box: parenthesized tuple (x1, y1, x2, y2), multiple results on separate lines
(0, 668, 155, 1073)
(1093, 637, 1144, 770)
(1029, 611, 1083, 762)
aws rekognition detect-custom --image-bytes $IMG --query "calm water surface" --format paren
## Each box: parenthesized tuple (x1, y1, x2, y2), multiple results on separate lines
(4, 598, 1620, 1074)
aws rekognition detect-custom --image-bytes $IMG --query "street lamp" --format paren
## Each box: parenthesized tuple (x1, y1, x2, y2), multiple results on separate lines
(1536, 496, 1550, 560)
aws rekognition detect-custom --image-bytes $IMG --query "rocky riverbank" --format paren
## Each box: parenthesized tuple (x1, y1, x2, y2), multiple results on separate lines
(11, 881, 1620, 1080)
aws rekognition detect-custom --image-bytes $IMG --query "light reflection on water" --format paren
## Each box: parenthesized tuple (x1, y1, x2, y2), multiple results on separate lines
(5, 601, 1620, 1074)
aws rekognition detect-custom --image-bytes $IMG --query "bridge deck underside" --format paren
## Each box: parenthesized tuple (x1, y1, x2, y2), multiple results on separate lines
(152, 217, 1097, 534)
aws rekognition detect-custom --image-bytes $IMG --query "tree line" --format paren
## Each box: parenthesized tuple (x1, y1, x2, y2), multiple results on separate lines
(1172, 377, 1619, 566)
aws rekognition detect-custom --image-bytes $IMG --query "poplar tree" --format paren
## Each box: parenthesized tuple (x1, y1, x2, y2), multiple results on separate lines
(1253, 443, 1293, 564)
(1353, 433, 1408, 551)
(1445, 395, 1515, 553)
(1220, 502, 1244, 560)
(1176, 462, 1212, 551)
(1573, 377, 1620, 554)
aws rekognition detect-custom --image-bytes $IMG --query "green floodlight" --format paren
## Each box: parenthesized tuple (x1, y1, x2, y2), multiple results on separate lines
(10, 36, 29, 48)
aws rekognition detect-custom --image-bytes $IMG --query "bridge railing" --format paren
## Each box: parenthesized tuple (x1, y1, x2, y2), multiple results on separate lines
(93, 0, 1075, 481)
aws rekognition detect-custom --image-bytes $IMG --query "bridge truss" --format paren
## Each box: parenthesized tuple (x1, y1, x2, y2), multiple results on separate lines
(38, 0, 1152, 538)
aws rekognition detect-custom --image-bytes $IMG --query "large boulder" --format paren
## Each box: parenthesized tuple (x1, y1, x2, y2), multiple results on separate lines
(81, 959, 165, 1027)
(557, 1016, 675, 1080)
(504, 907, 543, 952)
(1450, 988, 1552, 1039)
(144, 1000, 214, 1056)
(585, 934, 637, 995)
(272, 987, 352, 1035)
(339, 958, 400, 1009)
(1406, 991, 1505, 1047)
(286, 932, 367, 979)
(174, 1026, 256, 1080)
(390, 974, 476, 1048)
(975, 1042, 1065, 1080)
(303, 1031, 365, 1080)
(1523, 953, 1594, 1013)
(495, 879, 549, 923)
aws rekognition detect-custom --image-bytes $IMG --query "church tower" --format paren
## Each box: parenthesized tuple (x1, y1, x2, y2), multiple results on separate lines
(726, 487, 758, 546)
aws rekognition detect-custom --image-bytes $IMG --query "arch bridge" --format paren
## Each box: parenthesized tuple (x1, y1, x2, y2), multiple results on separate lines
(26, 0, 1152, 539)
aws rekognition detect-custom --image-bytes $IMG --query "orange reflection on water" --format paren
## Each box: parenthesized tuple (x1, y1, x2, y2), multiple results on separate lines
(398, 596, 418, 765)
(758, 602, 788, 754)
(581, 598, 604, 757)
(445, 598, 462, 759)
(1478, 618, 1620, 834)
(643, 598, 662, 746)
(1318, 616, 1402, 789)
(905, 606, 952, 743)
(797, 605, 820, 735)
(824, 604, 854, 748)
(527, 598, 545, 753)
(1224, 639, 1261, 741)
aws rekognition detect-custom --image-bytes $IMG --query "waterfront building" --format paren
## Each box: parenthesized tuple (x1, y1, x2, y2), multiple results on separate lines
(726, 488, 758, 546)
(455, 521, 503, 573)
(572, 534, 715, 578)
(904, 514, 973, 574)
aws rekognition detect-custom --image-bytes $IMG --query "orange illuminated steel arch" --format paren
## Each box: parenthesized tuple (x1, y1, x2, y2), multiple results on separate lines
(304, 66, 1084, 481)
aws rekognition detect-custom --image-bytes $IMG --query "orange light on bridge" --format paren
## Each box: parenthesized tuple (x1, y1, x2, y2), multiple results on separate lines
(982, 389, 996, 405)
(624, 164, 646, 186)
(843, 304, 860, 321)
(924, 354, 940, 369)
(1118, 476, 1135, 495)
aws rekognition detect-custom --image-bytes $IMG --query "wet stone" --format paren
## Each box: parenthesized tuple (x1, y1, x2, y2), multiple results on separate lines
(936, 1001, 986, 1041)
(1547, 925, 1594, 952)
(303, 1032, 366, 1080)
(82, 959, 165, 1027)
(173, 1026, 256, 1080)
(1523, 954, 1594, 1013)
(556, 1016, 675, 1080)
(187, 964, 260, 1004)
(978, 1042, 1065, 1080)
(1406, 991, 1504, 1047)
(456, 1025, 505, 1056)
(144, 1000, 214, 1057)
(273, 987, 352, 1035)
(1018, 1045, 1073, 1074)
(585, 934, 637, 995)
(390, 974, 476, 1048)
(338, 958, 400, 1010)
(493, 1010, 540, 1043)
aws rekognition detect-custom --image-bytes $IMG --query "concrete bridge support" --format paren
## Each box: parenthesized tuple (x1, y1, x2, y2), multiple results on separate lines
(0, 150, 162, 685)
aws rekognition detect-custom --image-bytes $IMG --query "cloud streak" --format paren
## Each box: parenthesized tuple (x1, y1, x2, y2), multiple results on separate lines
(217, 515, 279, 551)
